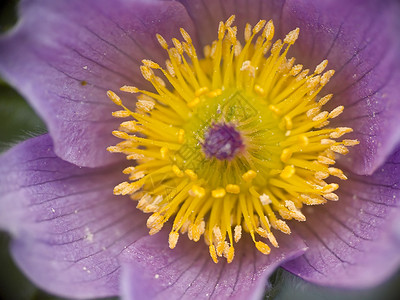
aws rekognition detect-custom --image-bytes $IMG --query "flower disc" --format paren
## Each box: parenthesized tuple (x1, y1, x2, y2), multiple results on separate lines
(107, 16, 358, 263)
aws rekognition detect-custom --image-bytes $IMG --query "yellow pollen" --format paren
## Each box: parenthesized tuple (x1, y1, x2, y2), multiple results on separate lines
(107, 15, 358, 263)
(242, 170, 257, 182)
(226, 184, 241, 194)
(212, 188, 226, 198)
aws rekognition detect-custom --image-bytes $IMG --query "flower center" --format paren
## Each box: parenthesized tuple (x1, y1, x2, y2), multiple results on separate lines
(107, 15, 358, 263)
(202, 123, 243, 160)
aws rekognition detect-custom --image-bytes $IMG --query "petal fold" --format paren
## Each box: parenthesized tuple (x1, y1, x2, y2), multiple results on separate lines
(283, 144, 400, 288)
(0, 135, 148, 299)
(120, 230, 307, 300)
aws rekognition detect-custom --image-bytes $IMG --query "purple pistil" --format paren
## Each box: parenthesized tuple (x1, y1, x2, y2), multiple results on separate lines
(202, 123, 244, 160)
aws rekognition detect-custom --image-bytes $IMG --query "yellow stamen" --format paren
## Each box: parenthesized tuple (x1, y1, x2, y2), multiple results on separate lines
(108, 15, 358, 263)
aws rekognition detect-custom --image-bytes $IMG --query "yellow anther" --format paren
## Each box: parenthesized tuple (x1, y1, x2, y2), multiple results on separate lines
(284, 116, 293, 130)
(284, 27, 299, 44)
(136, 194, 151, 210)
(146, 213, 163, 228)
(140, 65, 153, 81)
(107, 90, 122, 105)
(227, 246, 235, 263)
(225, 15, 236, 27)
(169, 231, 179, 249)
(209, 245, 219, 263)
(325, 193, 339, 201)
(112, 110, 130, 118)
(120, 85, 139, 93)
(328, 167, 347, 180)
(317, 155, 335, 165)
(165, 60, 175, 76)
(330, 144, 349, 154)
(156, 34, 169, 49)
(300, 194, 327, 205)
(306, 76, 321, 89)
(314, 59, 328, 74)
(273, 219, 291, 234)
(256, 227, 268, 238)
(207, 89, 222, 98)
(114, 181, 141, 195)
(255, 241, 271, 255)
(195, 86, 209, 96)
(329, 106, 344, 119)
(212, 188, 226, 198)
(107, 146, 121, 153)
(280, 165, 295, 179)
(234, 225, 242, 243)
(285, 200, 306, 221)
(244, 23, 252, 41)
(315, 171, 329, 180)
(142, 59, 160, 69)
(240, 60, 256, 77)
(216, 241, 225, 257)
(112, 130, 130, 139)
(178, 129, 185, 143)
(148, 219, 164, 235)
(296, 69, 309, 81)
(298, 135, 309, 146)
(127, 153, 145, 160)
(137, 99, 155, 112)
(269, 104, 280, 115)
(318, 94, 333, 106)
(330, 127, 352, 138)
(189, 185, 205, 198)
(226, 27, 237, 43)
(122, 166, 135, 174)
(242, 170, 257, 182)
(253, 19, 266, 34)
(321, 139, 335, 145)
(226, 184, 240, 194)
(160, 147, 169, 159)
(130, 171, 145, 180)
(259, 193, 272, 205)
(188, 97, 200, 108)
(312, 111, 329, 122)
(320, 70, 335, 85)
(322, 183, 339, 193)
(179, 28, 192, 43)
(218, 21, 225, 40)
(254, 84, 266, 96)
(263, 20, 274, 40)
(172, 38, 183, 53)
(185, 169, 198, 180)
(172, 165, 185, 177)
(120, 121, 139, 131)
(290, 64, 303, 76)
(343, 139, 360, 146)
(306, 107, 320, 118)
(267, 232, 279, 248)
(280, 148, 293, 163)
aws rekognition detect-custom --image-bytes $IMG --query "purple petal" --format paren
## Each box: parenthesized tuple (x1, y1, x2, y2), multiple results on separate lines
(178, 0, 400, 175)
(0, 135, 149, 298)
(283, 145, 400, 288)
(0, 0, 195, 167)
(120, 230, 307, 300)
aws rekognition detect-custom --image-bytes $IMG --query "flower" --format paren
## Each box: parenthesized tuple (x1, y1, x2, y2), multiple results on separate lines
(1, 0, 400, 299)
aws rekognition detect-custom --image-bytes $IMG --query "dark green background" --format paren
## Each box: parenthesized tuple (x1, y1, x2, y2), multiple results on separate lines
(0, 0, 399, 299)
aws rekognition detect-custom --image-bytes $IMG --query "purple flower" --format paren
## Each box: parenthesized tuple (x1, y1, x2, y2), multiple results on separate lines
(1, 0, 400, 299)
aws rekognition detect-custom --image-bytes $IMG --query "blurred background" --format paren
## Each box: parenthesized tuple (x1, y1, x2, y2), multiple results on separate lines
(1, 0, 400, 299)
